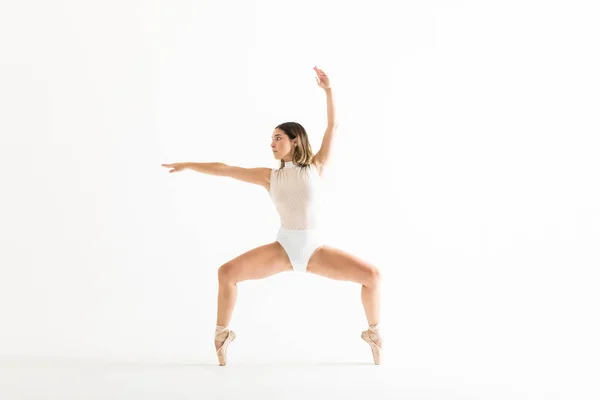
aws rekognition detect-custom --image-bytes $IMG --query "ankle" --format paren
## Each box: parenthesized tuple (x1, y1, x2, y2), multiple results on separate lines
(367, 324, 381, 341)
(215, 325, 228, 338)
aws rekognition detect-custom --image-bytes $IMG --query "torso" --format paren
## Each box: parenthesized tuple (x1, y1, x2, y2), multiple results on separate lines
(268, 161, 323, 230)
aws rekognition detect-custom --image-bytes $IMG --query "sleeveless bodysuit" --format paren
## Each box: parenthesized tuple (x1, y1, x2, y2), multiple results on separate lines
(269, 160, 325, 272)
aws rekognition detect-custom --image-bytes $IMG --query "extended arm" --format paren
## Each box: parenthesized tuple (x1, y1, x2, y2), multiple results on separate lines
(313, 67, 338, 172)
(163, 162, 271, 189)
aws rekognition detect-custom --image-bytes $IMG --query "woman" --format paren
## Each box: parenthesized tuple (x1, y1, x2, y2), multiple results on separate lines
(162, 66, 382, 366)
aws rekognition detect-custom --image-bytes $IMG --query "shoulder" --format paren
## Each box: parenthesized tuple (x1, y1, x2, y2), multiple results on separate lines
(222, 165, 275, 191)
(264, 167, 281, 192)
(239, 167, 272, 190)
(250, 167, 273, 179)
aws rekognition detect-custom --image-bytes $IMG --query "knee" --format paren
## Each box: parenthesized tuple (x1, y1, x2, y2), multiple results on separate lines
(364, 267, 381, 288)
(218, 262, 237, 284)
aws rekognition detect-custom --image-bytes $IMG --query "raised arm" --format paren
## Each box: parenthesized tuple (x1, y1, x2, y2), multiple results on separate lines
(161, 162, 271, 190)
(312, 66, 338, 173)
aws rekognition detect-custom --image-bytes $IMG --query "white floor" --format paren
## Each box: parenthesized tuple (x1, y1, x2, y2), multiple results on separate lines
(0, 353, 589, 400)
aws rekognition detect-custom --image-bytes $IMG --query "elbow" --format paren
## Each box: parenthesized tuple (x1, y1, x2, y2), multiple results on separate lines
(213, 162, 229, 176)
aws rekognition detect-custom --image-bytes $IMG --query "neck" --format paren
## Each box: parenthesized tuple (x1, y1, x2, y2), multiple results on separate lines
(283, 160, 296, 168)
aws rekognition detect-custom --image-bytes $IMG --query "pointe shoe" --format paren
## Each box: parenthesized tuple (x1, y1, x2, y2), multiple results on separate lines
(215, 329, 236, 366)
(361, 329, 382, 365)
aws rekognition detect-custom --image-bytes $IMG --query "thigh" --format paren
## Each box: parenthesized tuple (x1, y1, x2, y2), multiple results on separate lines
(306, 245, 378, 285)
(220, 241, 292, 282)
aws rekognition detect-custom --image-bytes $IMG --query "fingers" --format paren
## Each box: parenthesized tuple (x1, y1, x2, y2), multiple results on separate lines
(162, 163, 180, 173)
(314, 66, 326, 77)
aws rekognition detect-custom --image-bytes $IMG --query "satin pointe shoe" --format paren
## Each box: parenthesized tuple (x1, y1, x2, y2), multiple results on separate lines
(215, 329, 236, 366)
(361, 328, 382, 365)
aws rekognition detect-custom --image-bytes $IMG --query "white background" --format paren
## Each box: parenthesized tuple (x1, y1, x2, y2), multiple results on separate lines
(1, 0, 598, 398)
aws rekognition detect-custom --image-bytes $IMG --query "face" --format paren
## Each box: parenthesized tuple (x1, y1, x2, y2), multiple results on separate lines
(271, 129, 296, 160)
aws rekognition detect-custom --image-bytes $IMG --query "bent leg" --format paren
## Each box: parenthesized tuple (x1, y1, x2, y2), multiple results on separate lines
(214, 241, 291, 365)
(306, 245, 381, 326)
(216, 241, 292, 327)
(306, 245, 383, 364)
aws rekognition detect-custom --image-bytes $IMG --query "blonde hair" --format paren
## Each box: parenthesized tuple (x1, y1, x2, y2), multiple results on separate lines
(275, 122, 314, 170)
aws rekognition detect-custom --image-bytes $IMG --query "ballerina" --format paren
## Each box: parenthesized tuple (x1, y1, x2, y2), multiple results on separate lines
(162, 66, 382, 366)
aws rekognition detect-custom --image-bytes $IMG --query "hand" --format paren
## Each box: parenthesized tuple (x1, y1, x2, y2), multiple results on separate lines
(314, 66, 330, 90)
(161, 163, 186, 173)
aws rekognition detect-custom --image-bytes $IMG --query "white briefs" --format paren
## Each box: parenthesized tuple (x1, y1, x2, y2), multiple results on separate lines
(276, 227, 324, 273)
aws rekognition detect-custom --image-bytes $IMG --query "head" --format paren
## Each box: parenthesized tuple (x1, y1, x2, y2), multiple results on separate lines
(271, 122, 314, 169)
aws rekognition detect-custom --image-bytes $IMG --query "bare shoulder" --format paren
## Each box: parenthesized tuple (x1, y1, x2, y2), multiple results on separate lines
(251, 167, 273, 190)
(223, 165, 272, 189)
